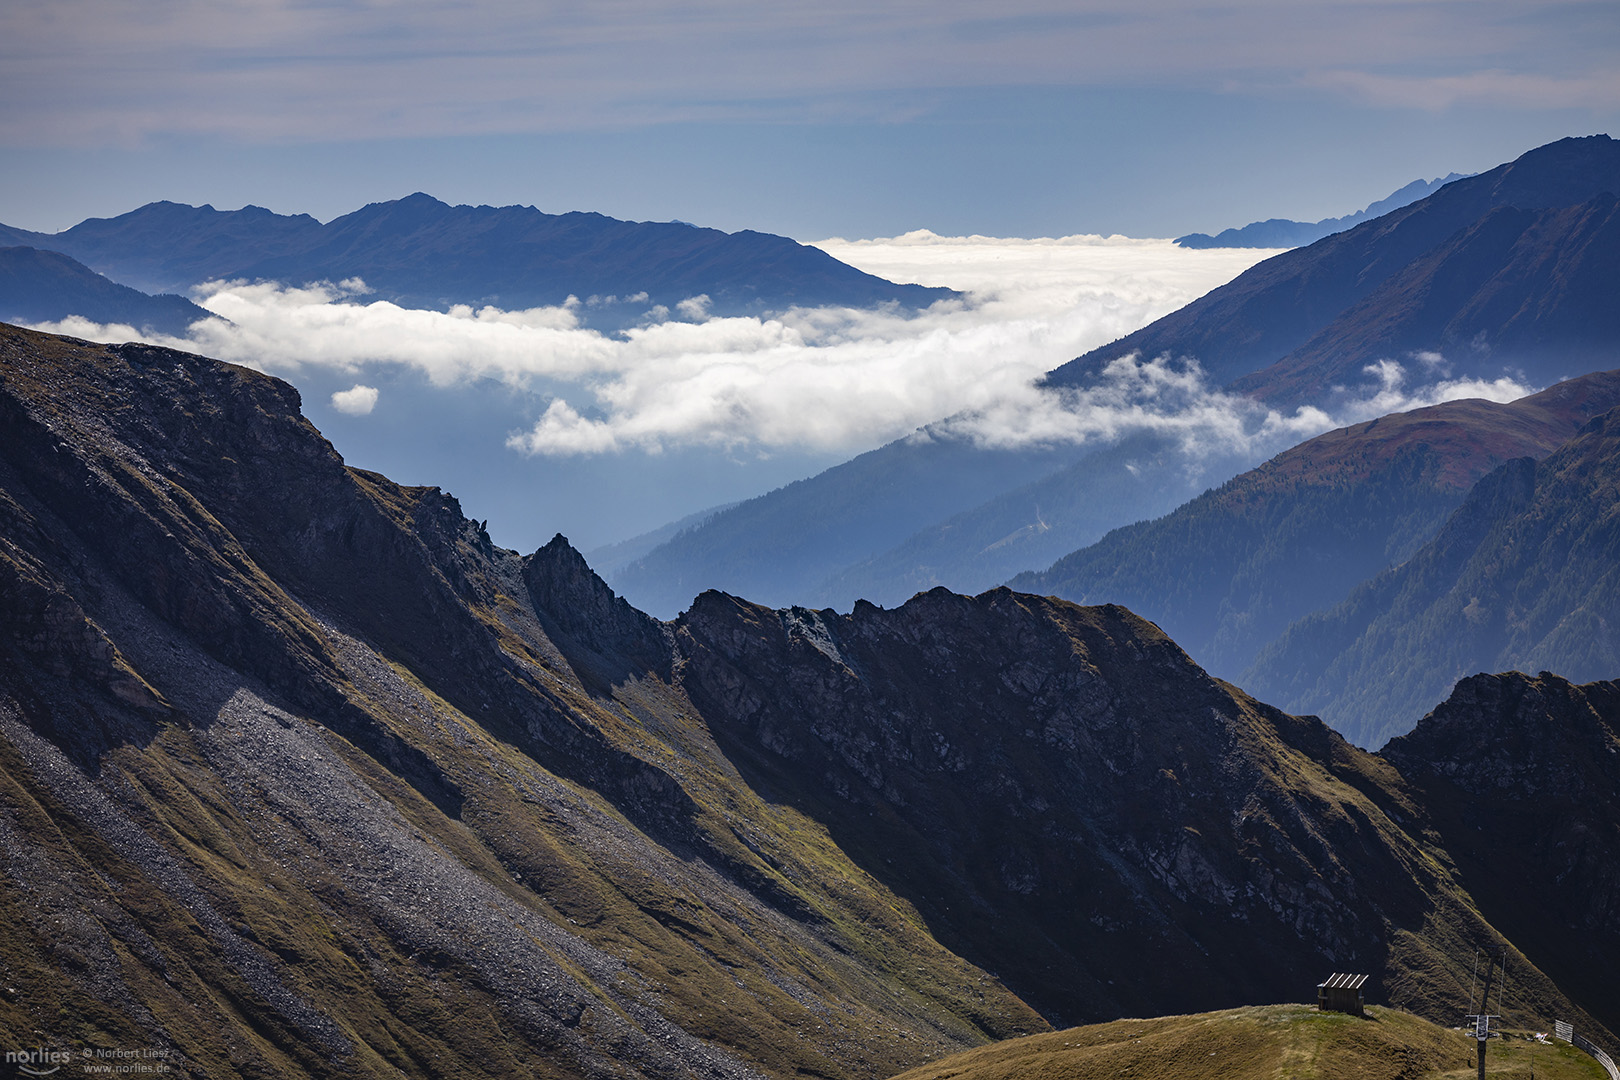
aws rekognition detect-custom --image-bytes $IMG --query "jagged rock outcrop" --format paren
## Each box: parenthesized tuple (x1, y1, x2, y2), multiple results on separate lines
(671, 588, 1614, 1034)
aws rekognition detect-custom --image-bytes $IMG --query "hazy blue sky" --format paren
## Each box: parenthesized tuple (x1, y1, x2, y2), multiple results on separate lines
(3, 1, 1617, 238)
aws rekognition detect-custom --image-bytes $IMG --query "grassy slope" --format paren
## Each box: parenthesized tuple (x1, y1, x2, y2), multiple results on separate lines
(889, 1005, 1609, 1080)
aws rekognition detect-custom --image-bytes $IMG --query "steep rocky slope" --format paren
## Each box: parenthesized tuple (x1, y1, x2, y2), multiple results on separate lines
(1383, 672, 1620, 1040)
(0, 323, 1039, 1079)
(1, 324, 1614, 1075)
(1244, 406, 1620, 748)
(669, 587, 1612, 1037)
(1010, 372, 1620, 682)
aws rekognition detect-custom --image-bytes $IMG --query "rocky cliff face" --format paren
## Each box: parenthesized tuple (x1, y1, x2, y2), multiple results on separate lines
(0, 323, 1614, 1076)
(670, 589, 1613, 1034)
(1383, 672, 1620, 1036)
(0, 324, 1041, 1079)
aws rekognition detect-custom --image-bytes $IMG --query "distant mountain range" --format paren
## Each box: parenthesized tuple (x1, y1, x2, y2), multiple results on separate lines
(608, 433, 1099, 616)
(610, 135, 1620, 619)
(0, 245, 211, 335)
(3, 323, 1615, 1075)
(1174, 173, 1468, 249)
(1011, 371, 1620, 687)
(0, 194, 955, 326)
(1244, 402, 1620, 748)
(611, 430, 1261, 616)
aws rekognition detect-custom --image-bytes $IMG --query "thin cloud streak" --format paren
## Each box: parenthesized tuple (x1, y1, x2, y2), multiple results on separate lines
(4, 0, 1615, 145)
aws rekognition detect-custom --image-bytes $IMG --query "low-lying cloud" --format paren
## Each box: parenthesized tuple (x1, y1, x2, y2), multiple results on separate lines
(27, 232, 1533, 469)
(32, 234, 1274, 453)
(939, 351, 1533, 468)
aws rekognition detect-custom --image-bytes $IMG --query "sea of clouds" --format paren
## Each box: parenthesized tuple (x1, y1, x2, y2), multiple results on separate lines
(34, 232, 1533, 467)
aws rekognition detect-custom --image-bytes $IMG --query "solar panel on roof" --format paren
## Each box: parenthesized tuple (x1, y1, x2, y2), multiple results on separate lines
(1321, 973, 1368, 989)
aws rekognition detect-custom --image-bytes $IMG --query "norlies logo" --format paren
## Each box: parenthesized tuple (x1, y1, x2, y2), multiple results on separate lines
(4, 1048, 173, 1076)
(5, 1048, 71, 1076)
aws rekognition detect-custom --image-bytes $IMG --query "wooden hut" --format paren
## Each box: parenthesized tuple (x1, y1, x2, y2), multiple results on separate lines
(1317, 973, 1367, 1016)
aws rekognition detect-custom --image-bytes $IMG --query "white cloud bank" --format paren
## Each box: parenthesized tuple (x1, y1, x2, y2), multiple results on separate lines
(938, 351, 1533, 464)
(28, 232, 1533, 467)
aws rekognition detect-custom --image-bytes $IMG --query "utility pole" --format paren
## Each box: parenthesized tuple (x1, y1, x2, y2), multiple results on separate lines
(1465, 945, 1508, 1080)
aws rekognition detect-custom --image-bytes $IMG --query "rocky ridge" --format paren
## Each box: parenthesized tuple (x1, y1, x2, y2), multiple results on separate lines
(0, 323, 1616, 1076)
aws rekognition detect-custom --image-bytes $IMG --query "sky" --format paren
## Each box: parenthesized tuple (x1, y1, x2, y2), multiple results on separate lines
(5, 0, 1616, 554)
(3, 1, 1617, 239)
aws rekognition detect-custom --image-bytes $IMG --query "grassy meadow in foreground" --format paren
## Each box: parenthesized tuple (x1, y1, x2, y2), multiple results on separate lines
(890, 1004, 1609, 1080)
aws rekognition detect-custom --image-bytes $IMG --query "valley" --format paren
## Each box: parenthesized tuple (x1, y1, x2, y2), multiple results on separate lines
(1, 132, 1619, 1080)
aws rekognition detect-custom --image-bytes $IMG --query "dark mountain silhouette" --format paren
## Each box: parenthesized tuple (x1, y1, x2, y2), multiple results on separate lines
(0, 195, 955, 325)
(1228, 192, 1620, 404)
(1243, 404, 1620, 749)
(1010, 371, 1620, 685)
(2, 322, 1617, 1076)
(1049, 134, 1620, 401)
(1381, 671, 1620, 1042)
(0, 246, 211, 336)
(611, 136, 1620, 613)
(1175, 172, 1468, 249)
